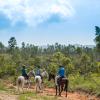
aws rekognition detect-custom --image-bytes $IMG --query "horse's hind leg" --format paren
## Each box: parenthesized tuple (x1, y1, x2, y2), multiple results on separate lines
(28, 80, 31, 89)
(55, 85, 57, 96)
(35, 84, 37, 93)
(27, 80, 30, 90)
(61, 85, 63, 94)
(65, 80, 69, 97)
(41, 82, 44, 91)
(35, 80, 39, 93)
(16, 79, 20, 93)
(21, 81, 24, 93)
(17, 84, 20, 93)
(39, 82, 43, 93)
(58, 85, 61, 96)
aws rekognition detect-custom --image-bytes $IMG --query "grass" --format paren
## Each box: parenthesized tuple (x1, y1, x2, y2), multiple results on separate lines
(0, 73, 100, 99)
(44, 79, 55, 88)
(0, 80, 8, 91)
(69, 73, 100, 97)
(18, 91, 58, 100)
(0, 78, 58, 100)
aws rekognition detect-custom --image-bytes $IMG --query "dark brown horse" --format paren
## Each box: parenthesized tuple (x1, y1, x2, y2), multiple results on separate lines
(48, 73, 69, 97)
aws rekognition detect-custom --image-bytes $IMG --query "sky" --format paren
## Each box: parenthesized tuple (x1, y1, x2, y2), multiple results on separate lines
(0, 0, 100, 46)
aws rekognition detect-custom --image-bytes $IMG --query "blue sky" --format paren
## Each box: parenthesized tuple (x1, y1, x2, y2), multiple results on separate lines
(0, 0, 100, 46)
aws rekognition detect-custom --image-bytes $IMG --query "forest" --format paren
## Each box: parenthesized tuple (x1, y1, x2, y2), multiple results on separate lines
(0, 26, 100, 98)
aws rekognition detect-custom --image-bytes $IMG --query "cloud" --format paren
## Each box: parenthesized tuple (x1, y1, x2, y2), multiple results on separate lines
(0, 0, 75, 26)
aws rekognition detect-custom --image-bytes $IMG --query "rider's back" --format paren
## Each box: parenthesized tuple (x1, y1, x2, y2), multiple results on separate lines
(58, 67, 65, 78)
(35, 69, 41, 76)
(21, 66, 29, 79)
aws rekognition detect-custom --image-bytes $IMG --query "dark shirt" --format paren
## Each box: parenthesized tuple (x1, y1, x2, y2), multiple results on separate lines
(22, 68, 27, 76)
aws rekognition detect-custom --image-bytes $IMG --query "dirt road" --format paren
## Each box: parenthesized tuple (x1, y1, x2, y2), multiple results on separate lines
(0, 92, 18, 100)
(0, 86, 99, 100)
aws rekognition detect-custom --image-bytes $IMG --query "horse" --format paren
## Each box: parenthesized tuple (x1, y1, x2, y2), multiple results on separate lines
(48, 73, 69, 97)
(16, 70, 35, 92)
(35, 70, 48, 93)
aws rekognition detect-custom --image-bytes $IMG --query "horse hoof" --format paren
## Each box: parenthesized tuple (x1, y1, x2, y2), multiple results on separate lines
(65, 93, 67, 97)
(66, 95, 67, 97)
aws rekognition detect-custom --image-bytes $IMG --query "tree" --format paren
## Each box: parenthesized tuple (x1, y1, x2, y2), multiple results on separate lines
(34, 57, 41, 67)
(53, 52, 64, 65)
(76, 47, 82, 56)
(0, 42, 5, 53)
(80, 54, 91, 78)
(48, 52, 73, 76)
(95, 26, 100, 52)
(8, 37, 17, 54)
(22, 42, 25, 49)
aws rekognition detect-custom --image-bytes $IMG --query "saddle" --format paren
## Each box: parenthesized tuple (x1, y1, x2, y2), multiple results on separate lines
(24, 76, 29, 80)
(57, 77, 68, 86)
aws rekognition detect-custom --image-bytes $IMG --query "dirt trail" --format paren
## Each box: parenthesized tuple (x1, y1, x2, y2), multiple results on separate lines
(0, 86, 99, 100)
(39, 87, 100, 100)
(0, 92, 18, 100)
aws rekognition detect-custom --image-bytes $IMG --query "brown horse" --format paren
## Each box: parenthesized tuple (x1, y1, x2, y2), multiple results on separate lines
(48, 73, 69, 97)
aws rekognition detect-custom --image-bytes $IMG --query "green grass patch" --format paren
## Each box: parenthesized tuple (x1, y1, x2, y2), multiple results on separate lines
(69, 73, 100, 97)
(0, 80, 8, 91)
(18, 91, 58, 100)
(44, 79, 55, 88)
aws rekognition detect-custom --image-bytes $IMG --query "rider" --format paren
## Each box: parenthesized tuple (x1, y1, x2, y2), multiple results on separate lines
(21, 65, 29, 80)
(58, 65, 65, 78)
(55, 65, 65, 85)
(35, 65, 41, 76)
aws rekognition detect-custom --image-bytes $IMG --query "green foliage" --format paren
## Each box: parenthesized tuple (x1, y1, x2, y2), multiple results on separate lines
(0, 42, 5, 53)
(95, 26, 100, 52)
(0, 54, 16, 78)
(48, 62, 57, 74)
(69, 73, 100, 96)
(0, 35, 100, 97)
(34, 56, 41, 66)
(8, 37, 17, 55)
(0, 80, 7, 91)
(19, 91, 58, 100)
(95, 62, 100, 73)
(95, 26, 100, 35)
(8, 37, 17, 49)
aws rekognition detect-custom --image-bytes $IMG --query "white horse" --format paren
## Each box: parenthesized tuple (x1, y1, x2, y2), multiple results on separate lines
(35, 70, 48, 93)
(16, 70, 35, 92)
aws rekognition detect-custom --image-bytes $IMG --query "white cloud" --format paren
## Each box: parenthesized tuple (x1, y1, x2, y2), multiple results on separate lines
(0, 0, 75, 26)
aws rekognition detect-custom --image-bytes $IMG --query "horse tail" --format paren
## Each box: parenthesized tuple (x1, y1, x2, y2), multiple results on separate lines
(17, 78, 21, 86)
(36, 77, 39, 83)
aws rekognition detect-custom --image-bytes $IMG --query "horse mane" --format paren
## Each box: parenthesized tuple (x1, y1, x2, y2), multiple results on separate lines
(28, 70, 35, 77)
(41, 70, 48, 78)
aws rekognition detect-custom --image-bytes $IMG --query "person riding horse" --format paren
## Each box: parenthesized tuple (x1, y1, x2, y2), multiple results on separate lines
(48, 65, 68, 97)
(55, 65, 65, 86)
(21, 65, 29, 80)
(35, 66, 42, 78)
